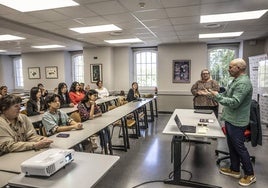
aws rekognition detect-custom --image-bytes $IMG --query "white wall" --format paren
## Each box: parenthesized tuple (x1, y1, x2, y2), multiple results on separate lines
(156, 43, 208, 111)
(83, 47, 114, 90)
(158, 43, 207, 93)
(0, 55, 14, 90)
(243, 39, 266, 63)
(113, 47, 132, 91)
(22, 51, 69, 91)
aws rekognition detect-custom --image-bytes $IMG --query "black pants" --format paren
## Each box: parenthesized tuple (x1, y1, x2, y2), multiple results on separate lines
(194, 105, 219, 118)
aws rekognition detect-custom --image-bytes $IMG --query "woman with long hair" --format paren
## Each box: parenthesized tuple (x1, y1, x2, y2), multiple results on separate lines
(26, 87, 45, 116)
(57, 82, 74, 108)
(69, 81, 85, 105)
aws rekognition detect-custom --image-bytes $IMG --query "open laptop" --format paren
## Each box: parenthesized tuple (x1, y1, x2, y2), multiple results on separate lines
(174, 115, 196, 133)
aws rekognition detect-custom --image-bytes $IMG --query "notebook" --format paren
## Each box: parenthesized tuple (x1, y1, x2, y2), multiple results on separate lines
(174, 115, 196, 133)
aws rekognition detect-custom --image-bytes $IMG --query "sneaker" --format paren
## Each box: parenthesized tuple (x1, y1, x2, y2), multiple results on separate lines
(239, 175, 256, 186)
(219, 168, 241, 178)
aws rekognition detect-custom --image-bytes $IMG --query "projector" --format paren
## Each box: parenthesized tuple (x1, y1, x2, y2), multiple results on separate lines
(21, 148, 74, 177)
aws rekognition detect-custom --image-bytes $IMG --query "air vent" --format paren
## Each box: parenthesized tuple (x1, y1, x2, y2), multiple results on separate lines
(110, 31, 123, 36)
(46, 164, 56, 175)
(203, 23, 221, 29)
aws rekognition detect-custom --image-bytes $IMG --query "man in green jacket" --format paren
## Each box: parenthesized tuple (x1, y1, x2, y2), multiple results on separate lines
(208, 58, 255, 186)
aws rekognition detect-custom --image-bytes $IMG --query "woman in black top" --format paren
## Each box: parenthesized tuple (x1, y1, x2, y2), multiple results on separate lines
(126, 82, 140, 102)
(57, 82, 74, 108)
(26, 87, 45, 116)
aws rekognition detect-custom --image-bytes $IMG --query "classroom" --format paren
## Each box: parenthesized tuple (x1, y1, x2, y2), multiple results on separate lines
(0, 1, 268, 188)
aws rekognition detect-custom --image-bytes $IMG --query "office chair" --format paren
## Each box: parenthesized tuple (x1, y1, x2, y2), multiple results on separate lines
(215, 125, 255, 165)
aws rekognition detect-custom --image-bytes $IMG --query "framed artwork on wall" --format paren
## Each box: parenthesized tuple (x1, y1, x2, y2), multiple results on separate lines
(45, 66, 58, 79)
(90, 64, 102, 83)
(172, 60, 191, 83)
(28, 67, 41, 79)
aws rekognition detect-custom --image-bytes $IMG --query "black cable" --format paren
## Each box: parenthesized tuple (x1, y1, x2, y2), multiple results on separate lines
(131, 180, 166, 188)
(131, 132, 193, 188)
(168, 131, 192, 180)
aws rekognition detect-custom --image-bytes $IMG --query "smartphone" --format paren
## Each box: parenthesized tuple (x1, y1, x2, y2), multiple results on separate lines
(56, 133, 70, 138)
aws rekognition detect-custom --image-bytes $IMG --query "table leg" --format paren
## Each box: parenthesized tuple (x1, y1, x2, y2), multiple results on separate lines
(164, 136, 221, 188)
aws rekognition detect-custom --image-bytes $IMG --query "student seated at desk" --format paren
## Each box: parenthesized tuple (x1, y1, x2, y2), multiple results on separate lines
(95, 80, 109, 98)
(37, 83, 48, 99)
(0, 95, 53, 154)
(42, 94, 83, 136)
(77, 90, 102, 121)
(69, 81, 85, 105)
(77, 90, 108, 152)
(26, 87, 45, 116)
(126, 82, 140, 102)
(57, 82, 74, 108)
(0, 85, 8, 99)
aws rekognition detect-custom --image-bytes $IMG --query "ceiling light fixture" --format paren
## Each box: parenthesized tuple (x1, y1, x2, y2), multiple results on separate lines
(70, 24, 122, 34)
(31, 45, 65, 49)
(200, 9, 268, 23)
(104, 38, 143, 44)
(0, 34, 25, 41)
(0, 0, 79, 12)
(199, 32, 243, 38)
(0, 50, 7, 52)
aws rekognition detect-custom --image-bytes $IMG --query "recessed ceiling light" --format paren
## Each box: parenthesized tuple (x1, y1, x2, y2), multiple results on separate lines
(70, 24, 122, 34)
(0, 50, 7, 52)
(104, 38, 143, 44)
(200, 9, 268, 23)
(31, 45, 65, 49)
(199, 32, 243, 38)
(0, 0, 79, 12)
(0, 34, 25, 41)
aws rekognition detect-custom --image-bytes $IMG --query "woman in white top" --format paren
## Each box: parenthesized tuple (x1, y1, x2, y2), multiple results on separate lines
(95, 80, 109, 98)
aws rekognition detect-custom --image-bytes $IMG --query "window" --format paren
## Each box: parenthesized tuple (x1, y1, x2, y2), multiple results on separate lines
(71, 54, 84, 82)
(13, 57, 24, 89)
(133, 48, 157, 87)
(208, 44, 239, 87)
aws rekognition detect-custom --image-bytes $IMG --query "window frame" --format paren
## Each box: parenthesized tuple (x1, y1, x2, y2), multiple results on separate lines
(207, 43, 239, 87)
(71, 53, 84, 83)
(133, 48, 158, 89)
(13, 56, 24, 89)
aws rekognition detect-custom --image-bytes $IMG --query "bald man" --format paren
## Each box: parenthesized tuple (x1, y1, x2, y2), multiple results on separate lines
(209, 58, 255, 186)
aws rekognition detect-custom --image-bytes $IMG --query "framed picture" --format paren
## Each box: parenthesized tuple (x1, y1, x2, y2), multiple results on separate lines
(172, 60, 191, 83)
(45, 66, 58, 79)
(28, 67, 40, 79)
(90, 64, 102, 83)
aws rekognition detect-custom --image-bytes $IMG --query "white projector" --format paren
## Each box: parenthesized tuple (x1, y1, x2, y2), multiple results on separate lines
(21, 148, 75, 177)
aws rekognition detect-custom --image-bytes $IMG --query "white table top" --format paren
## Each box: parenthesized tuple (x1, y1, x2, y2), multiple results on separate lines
(8, 152, 120, 188)
(0, 150, 46, 173)
(96, 96, 118, 105)
(163, 109, 225, 138)
(49, 99, 150, 149)
(0, 171, 17, 188)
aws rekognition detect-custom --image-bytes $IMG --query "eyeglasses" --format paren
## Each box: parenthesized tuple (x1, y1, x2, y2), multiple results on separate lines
(202, 72, 210, 75)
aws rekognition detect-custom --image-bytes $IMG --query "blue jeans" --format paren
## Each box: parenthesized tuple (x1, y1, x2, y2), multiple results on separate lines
(225, 121, 254, 175)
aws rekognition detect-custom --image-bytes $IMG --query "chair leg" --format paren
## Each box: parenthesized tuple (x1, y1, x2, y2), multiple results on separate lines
(215, 149, 256, 165)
